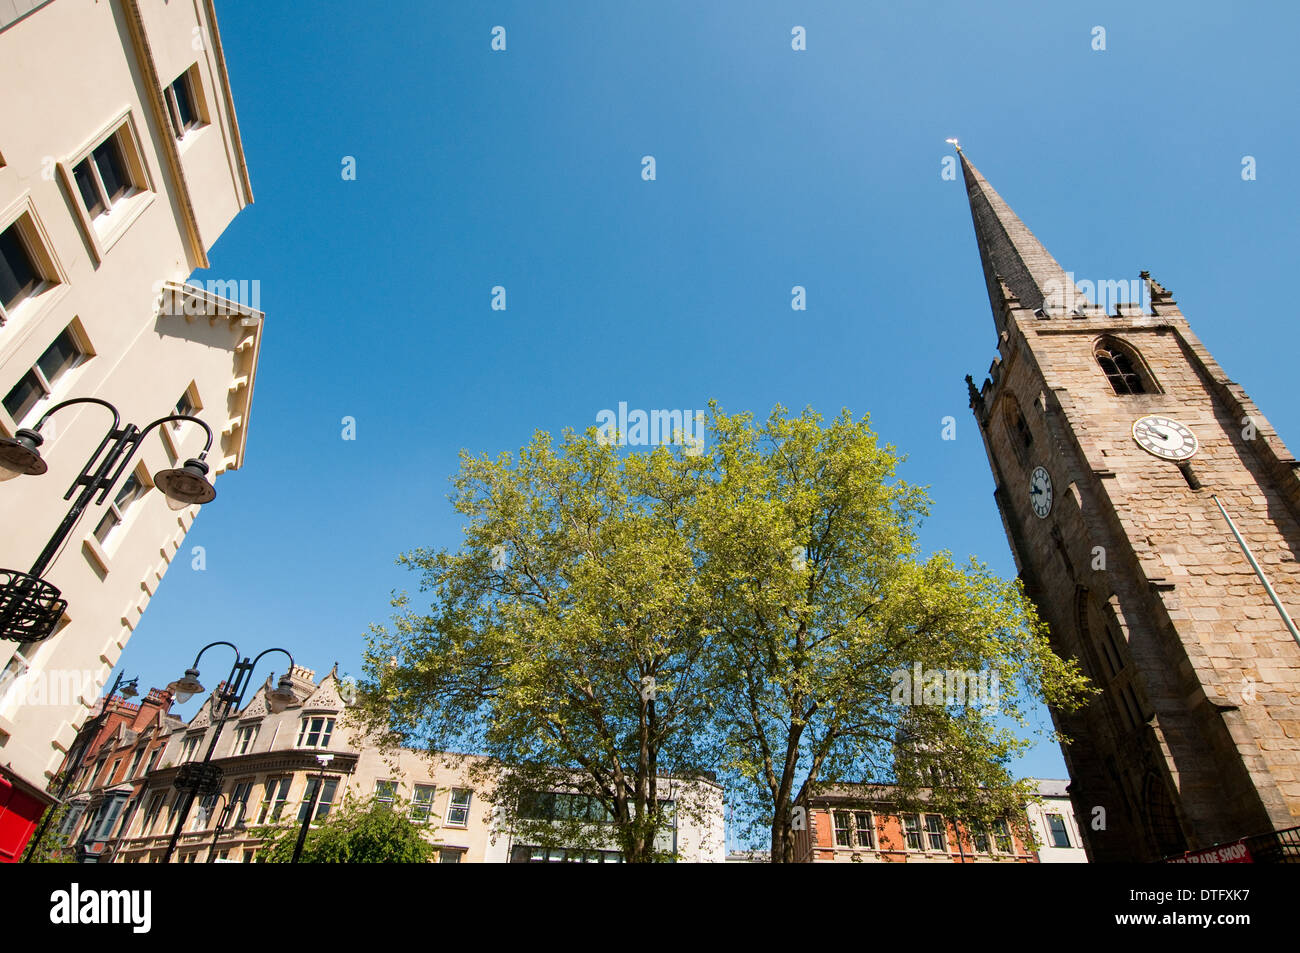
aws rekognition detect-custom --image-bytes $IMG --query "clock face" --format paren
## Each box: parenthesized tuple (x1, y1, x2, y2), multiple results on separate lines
(1132, 415, 1198, 461)
(1029, 466, 1053, 519)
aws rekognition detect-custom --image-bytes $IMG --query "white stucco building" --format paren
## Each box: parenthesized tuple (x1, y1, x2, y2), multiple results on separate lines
(1026, 778, 1089, 863)
(0, 0, 260, 861)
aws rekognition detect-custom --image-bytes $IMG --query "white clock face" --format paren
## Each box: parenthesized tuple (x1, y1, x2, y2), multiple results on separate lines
(1029, 466, 1053, 519)
(1132, 415, 1198, 461)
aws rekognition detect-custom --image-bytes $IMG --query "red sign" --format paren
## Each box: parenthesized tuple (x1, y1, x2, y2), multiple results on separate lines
(1166, 840, 1253, 863)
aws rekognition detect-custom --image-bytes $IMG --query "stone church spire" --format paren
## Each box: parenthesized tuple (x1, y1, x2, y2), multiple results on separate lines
(957, 147, 1085, 318)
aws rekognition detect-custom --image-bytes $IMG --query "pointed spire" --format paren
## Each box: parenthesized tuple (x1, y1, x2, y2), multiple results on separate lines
(956, 147, 1085, 318)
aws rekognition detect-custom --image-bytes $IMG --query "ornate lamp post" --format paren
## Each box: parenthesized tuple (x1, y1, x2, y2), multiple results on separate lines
(21, 669, 138, 862)
(0, 397, 218, 643)
(291, 752, 334, 863)
(204, 792, 248, 862)
(161, 641, 297, 863)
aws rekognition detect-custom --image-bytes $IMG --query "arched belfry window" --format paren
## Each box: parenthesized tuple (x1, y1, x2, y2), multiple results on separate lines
(1002, 396, 1032, 468)
(1095, 337, 1154, 395)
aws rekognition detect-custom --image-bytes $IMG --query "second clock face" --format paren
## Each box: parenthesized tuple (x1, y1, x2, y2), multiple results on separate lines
(1133, 415, 1198, 461)
(1029, 465, 1053, 518)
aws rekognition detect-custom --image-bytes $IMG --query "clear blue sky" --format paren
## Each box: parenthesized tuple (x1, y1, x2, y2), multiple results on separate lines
(118, 0, 1300, 789)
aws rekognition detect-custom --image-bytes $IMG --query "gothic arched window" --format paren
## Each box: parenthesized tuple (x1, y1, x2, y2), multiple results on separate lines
(1095, 337, 1153, 395)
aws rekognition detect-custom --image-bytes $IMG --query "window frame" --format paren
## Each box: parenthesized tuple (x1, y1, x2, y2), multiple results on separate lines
(0, 198, 66, 326)
(164, 64, 210, 142)
(232, 723, 259, 756)
(1046, 813, 1071, 848)
(90, 464, 151, 551)
(1094, 336, 1160, 396)
(2, 320, 94, 429)
(57, 109, 156, 263)
(295, 715, 335, 749)
(257, 777, 292, 824)
(445, 788, 472, 828)
(410, 783, 436, 823)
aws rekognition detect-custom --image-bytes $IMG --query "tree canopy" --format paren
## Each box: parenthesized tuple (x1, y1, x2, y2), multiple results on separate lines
(356, 404, 1092, 861)
(254, 793, 439, 863)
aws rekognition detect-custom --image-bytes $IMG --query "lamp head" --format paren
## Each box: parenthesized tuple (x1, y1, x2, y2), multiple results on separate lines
(0, 429, 47, 482)
(166, 668, 204, 704)
(153, 457, 216, 510)
(267, 674, 297, 714)
(119, 677, 139, 699)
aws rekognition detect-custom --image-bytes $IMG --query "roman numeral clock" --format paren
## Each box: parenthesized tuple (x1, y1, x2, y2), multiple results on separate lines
(1132, 415, 1199, 462)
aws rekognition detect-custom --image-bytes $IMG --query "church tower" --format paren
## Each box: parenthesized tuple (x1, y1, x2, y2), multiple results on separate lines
(958, 148, 1300, 862)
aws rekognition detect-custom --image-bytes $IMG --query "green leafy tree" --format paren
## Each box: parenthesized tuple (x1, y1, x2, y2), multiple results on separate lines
(254, 793, 439, 863)
(358, 404, 1092, 863)
(20, 801, 76, 863)
(695, 406, 1092, 861)
(356, 424, 721, 862)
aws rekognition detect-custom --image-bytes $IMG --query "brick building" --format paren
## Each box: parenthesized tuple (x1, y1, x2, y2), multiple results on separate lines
(55, 687, 180, 861)
(959, 148, 1300, 861)
(55, 665, 726, 863)
(794, 783, 1037, 863)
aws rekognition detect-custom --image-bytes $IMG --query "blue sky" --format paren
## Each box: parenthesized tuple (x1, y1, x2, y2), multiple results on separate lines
(118, 0, 1299, 790)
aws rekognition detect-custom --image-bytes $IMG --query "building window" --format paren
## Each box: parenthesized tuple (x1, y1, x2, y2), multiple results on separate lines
(903, 813, 923, 851)
(164, 66, 206, 140)
(831, 809, 875, 849)
(410, 784, 435, 823)
(173, 387, 197, 427)
(0, 220, 39, 312)
(993, 818, 1014, 853)
(832, 810, 852, 846)
(127, 747, 146, 779)
(446, 788, 471, 827)
(438, 848, 464, 864)
(1046, 814, 1071, 848)
(178, 733, 202, 764)
(144, 746, 162, 775)
(969, 819, 991, 853)
(92, 469, 149, 548)
(73, 136, 130, 217)
(3, 324, 91, 425)
(375, 780, 398, 809)
(296, 716, 335, 749)
(298, 777, 339, 822)
(1095, 338, 1151, 395)
(924, 813, 947, 851)
(139, 793, 164, 834)
(233, 724, 258, 755)
(257, 778, 292, 823)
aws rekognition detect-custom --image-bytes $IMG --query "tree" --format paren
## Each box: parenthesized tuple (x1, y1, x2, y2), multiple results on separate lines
(358, 404, 1092, 863)
(694, 406, 1092, 861)
(20, 801, 75, 863)
(254, 793, 439, 863)
(356, 426, 720, 862)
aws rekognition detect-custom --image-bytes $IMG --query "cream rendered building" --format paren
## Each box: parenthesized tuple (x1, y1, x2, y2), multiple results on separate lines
(109, 666, 726, 863)
(0, 0, 260, 861)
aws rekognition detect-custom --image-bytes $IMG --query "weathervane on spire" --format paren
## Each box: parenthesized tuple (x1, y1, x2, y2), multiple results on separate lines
(946, 137, 961, 151)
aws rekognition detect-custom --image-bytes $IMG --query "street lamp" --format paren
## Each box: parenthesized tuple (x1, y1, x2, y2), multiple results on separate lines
(22, 670, 139, 862)
(291, 753, 335, 864)
(205, 793, 248, 863)
(0, 397, 218, 643)
(161, 641, 297, 863)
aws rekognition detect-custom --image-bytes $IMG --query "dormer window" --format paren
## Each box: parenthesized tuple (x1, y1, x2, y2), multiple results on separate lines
(296, 716, 334, 749)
